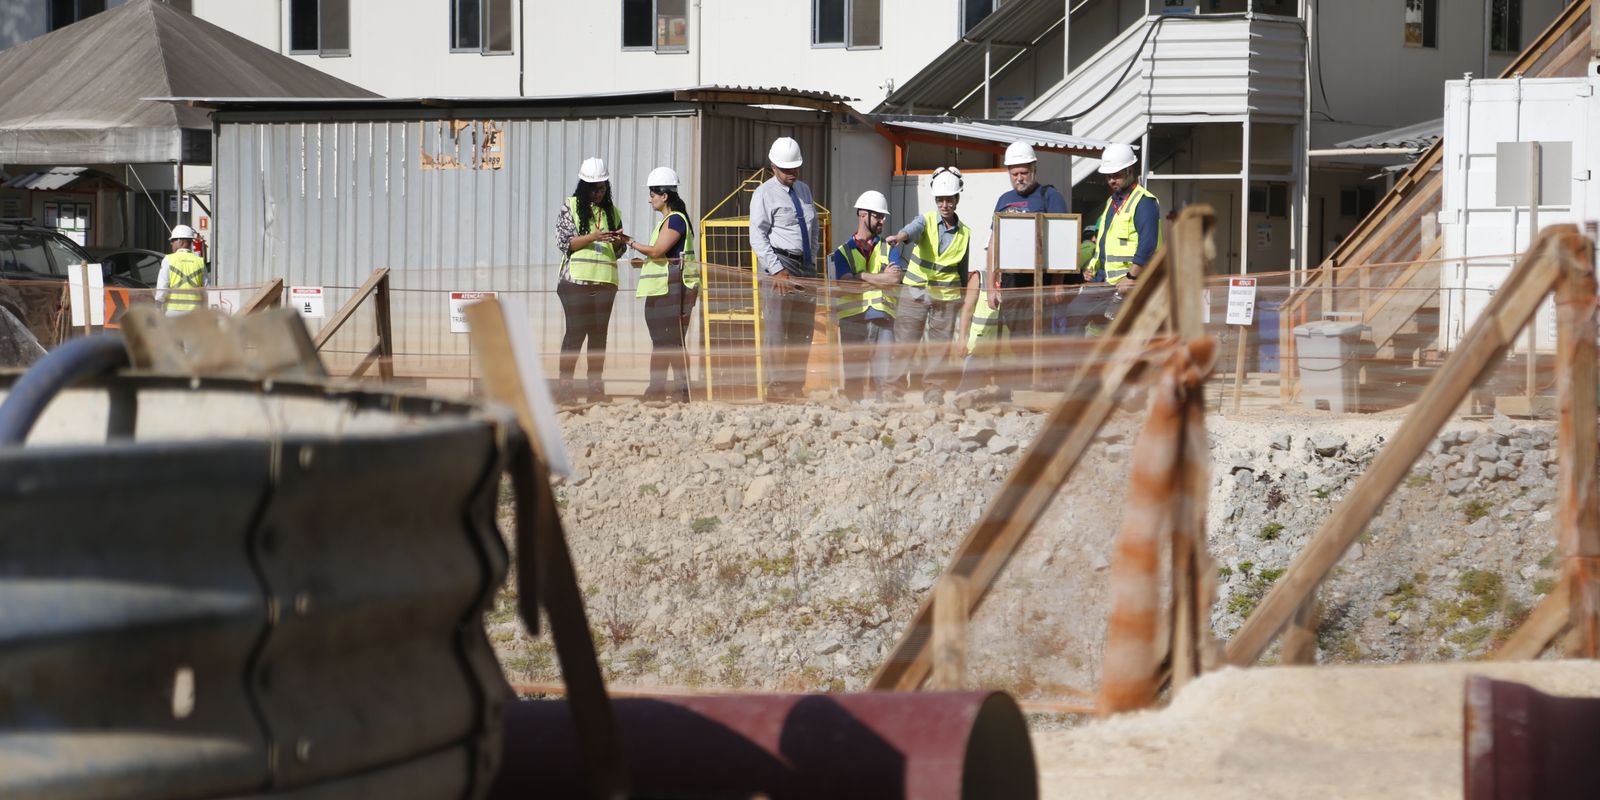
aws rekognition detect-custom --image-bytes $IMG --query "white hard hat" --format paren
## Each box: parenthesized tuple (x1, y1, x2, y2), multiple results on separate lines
(169, 224, 197, 240)
(1003, 140, 1038, 167)
(577, 157, 610, 183)
(1097, 143, 1138, 175)
(768, 136, 804, 169)
(646, 166, 680, 187)
(930, 167, 963, 197)
(853, 190, 890, 216)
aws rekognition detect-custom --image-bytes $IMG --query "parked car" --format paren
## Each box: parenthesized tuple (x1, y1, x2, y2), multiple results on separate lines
(0, 224, 154, 347)
(88, 247, 166, 288)
(0, 225, 151, 289)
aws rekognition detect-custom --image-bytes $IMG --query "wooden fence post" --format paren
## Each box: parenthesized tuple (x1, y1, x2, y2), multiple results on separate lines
(1555, 235, 1599, 656)
(930, 575, 970, 691)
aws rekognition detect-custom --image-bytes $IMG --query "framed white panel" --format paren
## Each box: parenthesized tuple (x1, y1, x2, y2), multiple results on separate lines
(1043, 213, 1083, 273)
(993, 213, 1039, 273)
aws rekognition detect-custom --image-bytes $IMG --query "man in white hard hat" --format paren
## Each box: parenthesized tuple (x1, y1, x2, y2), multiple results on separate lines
(1082, 142, 1161, 334)
(154, 224, 206, 315)
(883, 166, 971, 405)
(828, 190, 901, 401)
(987, 140, 1069, 319)
(749, 136, 821, 400)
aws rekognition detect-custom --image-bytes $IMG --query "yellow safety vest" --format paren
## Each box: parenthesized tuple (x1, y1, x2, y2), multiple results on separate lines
(832, 237, 897, 320)
(163, 250, 206, 312)
(903, 211, 969, 303)
(1088, 183, 1161, 285)
(638, 211, 697, 298)
(565, 196, 622, 285)
(967, 287, 1001, 352)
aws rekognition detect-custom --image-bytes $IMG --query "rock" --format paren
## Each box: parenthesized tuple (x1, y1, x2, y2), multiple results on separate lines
(726, 452, 748, 468)
(1466, 517, 1496, 538)
(1533, 510, 1553, 523)
(1492, 460, 1517, 480)
(986, 436, 1018, 455)
(1310, 433, 1346, 457)
(1431, 453, 1461, 470)
(743, 476, 777, 508)
(1491, 410, 1517, 437)
(1520, 564, 1540, 581)
(958, 424, 998, 445)
(1446, 478, 1472, 496)
(1105, 443, 1131, 462)
(712, 427, 737, 450)
(1516, 469, 1546, 488)
(816, 640, 843, 656)
(1269, 432, 1292, 451)
(1233, 470, 1254, 487)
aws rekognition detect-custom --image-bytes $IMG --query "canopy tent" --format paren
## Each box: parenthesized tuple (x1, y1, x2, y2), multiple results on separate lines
(0, 0, 375, 165)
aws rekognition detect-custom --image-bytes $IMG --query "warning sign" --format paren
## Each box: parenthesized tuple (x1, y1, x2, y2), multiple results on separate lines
(449, 291, 498, 333)
(291, 286, 325, 319)
(1225, 277, 1257, 326)
(208, 289, 242, 315)
(103, 287, 131, 329)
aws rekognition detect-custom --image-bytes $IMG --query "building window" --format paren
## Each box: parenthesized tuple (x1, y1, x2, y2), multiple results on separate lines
(622, 0, 690, 52)
(1339, 187, 1378, 219)
(1490, 0, 1521, 53)
(290, 0, 350, 56)
(452, 0, 513, 53)
(49, 0, 105, 31)
(162, 0, 193, 12)
(1403, 0, 1437, 49)
(813, 0, 880, 49)
(962, 0, 997, 34)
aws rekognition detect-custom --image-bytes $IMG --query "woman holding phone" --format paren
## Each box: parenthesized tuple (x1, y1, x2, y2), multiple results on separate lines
(555, 157, 629, 403)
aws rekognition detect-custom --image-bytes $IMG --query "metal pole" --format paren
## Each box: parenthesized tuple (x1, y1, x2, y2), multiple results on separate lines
(1240, 117, 1252, 274)
(1525, 141, 1541, 405)
(1063, 0, 1071, 79)
(984, 43, 993, 118)
(1297, 0, 1314, 281)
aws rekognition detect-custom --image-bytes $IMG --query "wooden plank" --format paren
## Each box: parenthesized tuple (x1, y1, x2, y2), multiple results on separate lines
(312, 268, 389, 350)
(1224, 229, 1574, 666)
(1493, 574, 1572, 661)
(1167, 207, 1214, 691)
(1280, 597, 1321, 665)
(929, 575, 970, 691)
(1555, 230, 1600, 657)
(242, 278, 284, 315)
(468, 298, 629, 796)
(374, 270, 395, 380)
(870, 247, 1175, 691)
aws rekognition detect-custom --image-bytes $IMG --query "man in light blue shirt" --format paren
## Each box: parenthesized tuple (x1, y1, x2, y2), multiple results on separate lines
(748, 136, 821, 400)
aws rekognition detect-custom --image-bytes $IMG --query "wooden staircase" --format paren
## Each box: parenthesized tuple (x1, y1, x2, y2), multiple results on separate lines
(1280, 0, 1594, 407)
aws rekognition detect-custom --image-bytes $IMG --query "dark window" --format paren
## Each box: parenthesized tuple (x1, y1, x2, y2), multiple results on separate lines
(10, 234, 56, 276)
(1490, 0, 1521, 52)
(814, 0, 878, 48)
(814, 0, 845, 45)
(1403, 0, 1437, 49)
(962, 0, 995, 35)
(290, 0, 349, 55)
(1249, 187, 1266, 214)
(1268, 183, 1288, 218)
(1340, 187, 1378, 218)
(162, 0, 193, 13)
(623, 0, 653, 47)
(452, 0, 482, 50)
(49, 0, 106, 30)
(623, 0, 688, 52)
(486, 0, 513, 52)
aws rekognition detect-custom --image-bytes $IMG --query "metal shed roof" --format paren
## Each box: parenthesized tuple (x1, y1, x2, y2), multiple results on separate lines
(0, 0, 374, 164)
(1333, 118, 1443, 152)
(157, 86, 856, 116)
(874, 1, 1070, 115)
(878, 118, 1109, 155)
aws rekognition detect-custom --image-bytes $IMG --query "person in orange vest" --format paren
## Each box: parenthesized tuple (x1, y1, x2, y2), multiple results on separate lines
(153, 224, 206, 315)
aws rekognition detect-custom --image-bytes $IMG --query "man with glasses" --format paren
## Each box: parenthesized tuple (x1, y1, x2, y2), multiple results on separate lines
(749, 136, 820, 401)
(1082, 142, 1161, 334)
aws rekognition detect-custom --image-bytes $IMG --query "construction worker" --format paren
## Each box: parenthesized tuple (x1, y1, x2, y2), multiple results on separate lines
(1079, 223, 1099, 272)
(884, 166, 969, 405)
(829, 190, 901, 401)
(1082, 142, 1161, 335)
(749, 136, 820, 401)
(154, 224, 205, 315)
(985, 141, 1069, 339)
(556, 156, 629, 403)
(629, 166, 697, 403)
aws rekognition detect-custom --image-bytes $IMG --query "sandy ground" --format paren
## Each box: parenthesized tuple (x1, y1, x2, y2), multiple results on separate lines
(1034, 661, 1600, 799)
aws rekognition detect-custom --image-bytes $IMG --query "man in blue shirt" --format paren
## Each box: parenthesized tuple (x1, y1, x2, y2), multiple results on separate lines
(1082, 142, 1161, 335)
(986, 141, 1069, 341)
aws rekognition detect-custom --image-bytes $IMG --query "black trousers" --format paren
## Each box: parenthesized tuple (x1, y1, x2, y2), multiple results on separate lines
(643, 275, 695, 396)
(557, 279, 617, 386)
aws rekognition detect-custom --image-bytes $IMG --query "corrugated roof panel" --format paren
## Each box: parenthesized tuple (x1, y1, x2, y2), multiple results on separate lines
(882, 120, 1109, 154)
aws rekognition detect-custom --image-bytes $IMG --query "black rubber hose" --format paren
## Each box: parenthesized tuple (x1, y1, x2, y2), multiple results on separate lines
(0, 335, 130, 446)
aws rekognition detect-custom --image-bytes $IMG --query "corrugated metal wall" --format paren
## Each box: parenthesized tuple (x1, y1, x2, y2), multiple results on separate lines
(212, 105, 836, 391)
(214, 112, 698, 387)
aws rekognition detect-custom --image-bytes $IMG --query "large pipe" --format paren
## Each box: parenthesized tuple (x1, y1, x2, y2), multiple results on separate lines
(490, 691, 1037, 800)
(0, 334, 129, 445)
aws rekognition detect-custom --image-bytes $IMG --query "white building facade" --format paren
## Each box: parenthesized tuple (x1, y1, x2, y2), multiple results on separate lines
(0, 0, 998, 110)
